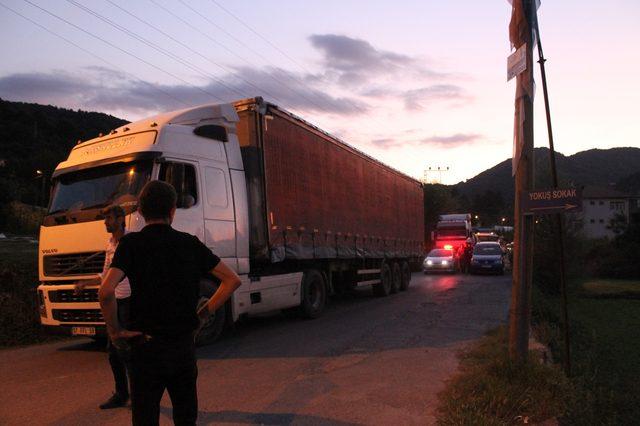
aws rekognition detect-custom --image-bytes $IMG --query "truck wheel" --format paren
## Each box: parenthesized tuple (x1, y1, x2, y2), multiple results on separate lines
(300, 269, 326, 319)
(373, 262, 392, 297)
(390, 262, 401, 294)
(400, 261, 411, 291)
(195, 294, 226, 346)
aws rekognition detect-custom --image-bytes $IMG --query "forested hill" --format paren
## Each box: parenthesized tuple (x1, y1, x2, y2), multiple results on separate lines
(0, 98, 128, 206)
(454, 146, 640, 203)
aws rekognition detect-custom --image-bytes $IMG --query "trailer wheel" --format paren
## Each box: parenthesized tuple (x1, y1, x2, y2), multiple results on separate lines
(300, 269, 326, 319)
(390, 262, 401, 294)
(194, 284, 226, 346)
(373, 262, 392, 297)
(400, 261, 411, 291)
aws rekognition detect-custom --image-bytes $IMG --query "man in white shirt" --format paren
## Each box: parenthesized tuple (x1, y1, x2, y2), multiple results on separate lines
(75, 204, 131, 409)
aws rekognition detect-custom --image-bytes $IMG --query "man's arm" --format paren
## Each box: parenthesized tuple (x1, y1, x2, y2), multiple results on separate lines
(74, 277, 101, 294)
(197, 261, 241, 320)
(99, 267, 141, 341)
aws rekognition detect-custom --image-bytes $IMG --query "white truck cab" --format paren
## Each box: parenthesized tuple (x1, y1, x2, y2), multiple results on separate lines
(38, 103, 266, 342)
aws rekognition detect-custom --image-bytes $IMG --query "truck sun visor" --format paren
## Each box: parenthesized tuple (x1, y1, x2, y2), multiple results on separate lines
(194, 125, 228, 142)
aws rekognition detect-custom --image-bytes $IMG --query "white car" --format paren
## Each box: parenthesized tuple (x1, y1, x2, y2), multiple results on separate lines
(423, 248, 457, 273)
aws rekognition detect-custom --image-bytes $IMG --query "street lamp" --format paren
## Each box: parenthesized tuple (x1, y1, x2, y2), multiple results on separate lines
(34, 169, 47, 208)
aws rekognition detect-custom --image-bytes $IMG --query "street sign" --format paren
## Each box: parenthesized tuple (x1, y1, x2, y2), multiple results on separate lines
(522, 188, 582, 215)
(507, 43, 527, 81)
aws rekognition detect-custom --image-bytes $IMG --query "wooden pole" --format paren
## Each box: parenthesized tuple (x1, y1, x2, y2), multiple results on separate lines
(534, 11, 571, 376)
(509, 0, 535, 363)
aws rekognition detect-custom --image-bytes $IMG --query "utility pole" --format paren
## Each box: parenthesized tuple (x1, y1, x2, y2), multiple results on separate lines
(422, 165, 450, 184)
(534, 11, 571, 375)
(508, 0, 535, 363)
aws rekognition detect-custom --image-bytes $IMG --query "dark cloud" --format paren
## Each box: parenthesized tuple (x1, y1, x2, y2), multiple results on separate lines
(361, 83, 469, 111)
(309, 34, 448, 87)
(370, 138, 396, 148)
(371, 133, 483, 150)
(420, 133, 482, 146)
(0, 66, 367, 118)
(403, 84, 469, 110)
(309, 34, 411, 72)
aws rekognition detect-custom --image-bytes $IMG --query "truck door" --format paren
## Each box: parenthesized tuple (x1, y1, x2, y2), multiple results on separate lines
(158, 160, 204, 241)
(200, 164, 237, 268)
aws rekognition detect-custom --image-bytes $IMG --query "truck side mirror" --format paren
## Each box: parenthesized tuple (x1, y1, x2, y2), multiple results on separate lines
(178, 194, 195, 209)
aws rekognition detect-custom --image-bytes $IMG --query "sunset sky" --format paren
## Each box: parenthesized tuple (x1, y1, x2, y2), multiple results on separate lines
(1, 0, 638, 184)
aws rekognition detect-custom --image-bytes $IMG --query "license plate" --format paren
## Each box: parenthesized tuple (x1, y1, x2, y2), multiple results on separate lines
(72, 326, 96, 336)
(482, 265, 492, 268)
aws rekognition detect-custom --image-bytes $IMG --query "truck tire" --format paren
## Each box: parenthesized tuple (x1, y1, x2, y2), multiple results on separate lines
(390, 262, 401, 294)
(400, 261, 411, 291)
(373, 262, 392, 297)
(300, 269, 326, 319)
(194, 285, 226, 346)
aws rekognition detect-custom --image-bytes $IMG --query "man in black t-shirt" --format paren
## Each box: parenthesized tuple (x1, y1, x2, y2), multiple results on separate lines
(99, 180, 241, 425)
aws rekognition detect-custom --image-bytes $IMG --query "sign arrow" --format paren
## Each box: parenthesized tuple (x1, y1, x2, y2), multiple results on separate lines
(522, 188, 583, 216)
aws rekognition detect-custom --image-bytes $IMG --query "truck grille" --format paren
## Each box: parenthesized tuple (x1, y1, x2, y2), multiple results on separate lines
(49, 289, 99, 303)
(44, 252, 105, 276)
(52, 309, 103, 323)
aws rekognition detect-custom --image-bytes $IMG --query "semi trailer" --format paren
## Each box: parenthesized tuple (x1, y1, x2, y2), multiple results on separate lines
(37, 97, 425, 343)
(432, 213, 472, 251)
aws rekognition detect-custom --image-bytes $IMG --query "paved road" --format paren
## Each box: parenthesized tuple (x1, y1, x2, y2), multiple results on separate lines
(0, 272, 511, 425)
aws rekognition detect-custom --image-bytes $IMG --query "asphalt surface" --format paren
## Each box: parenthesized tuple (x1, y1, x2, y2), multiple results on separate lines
(0, 272, 512, 425)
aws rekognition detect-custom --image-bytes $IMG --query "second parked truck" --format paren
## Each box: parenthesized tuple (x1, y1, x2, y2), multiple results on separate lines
(37, 97, 425, 343)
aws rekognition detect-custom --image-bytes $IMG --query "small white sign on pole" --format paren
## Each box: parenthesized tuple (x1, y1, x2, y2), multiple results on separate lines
(507, 43, 527, 81)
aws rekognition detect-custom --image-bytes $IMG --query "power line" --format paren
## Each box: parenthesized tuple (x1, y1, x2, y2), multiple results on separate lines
(0, 1, 189, 108)
(209, 0, 311, 76)
(207, 0, 376, 125)
(174, 0, 327, 112)
(104, 0, 297, 105)
(21, 0, 223, 102)
(145, 0, 285, 104)
(65, 0, 247, 100)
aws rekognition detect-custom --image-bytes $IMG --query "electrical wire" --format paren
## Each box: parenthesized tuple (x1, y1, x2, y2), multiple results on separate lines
(64, 0, 248, 100)
(0, 1, 189, 108)
(207, 0, 374, 121)
(103, 0, 279, 104)
(145, 0, 287, 104)
(174, 0, 327, 112)
(21, 0, 223, 102)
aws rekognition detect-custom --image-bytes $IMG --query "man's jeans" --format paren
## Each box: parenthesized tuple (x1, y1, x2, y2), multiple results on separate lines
(107, 297, 131, 398)
(128, 335, 198, 426)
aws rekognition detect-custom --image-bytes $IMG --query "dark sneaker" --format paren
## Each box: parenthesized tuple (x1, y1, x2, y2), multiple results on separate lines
(99, 393, 128, 409)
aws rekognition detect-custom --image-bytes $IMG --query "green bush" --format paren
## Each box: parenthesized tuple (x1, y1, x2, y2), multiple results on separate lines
(0, 240, 60, 347)
(0, 201, 45, 235)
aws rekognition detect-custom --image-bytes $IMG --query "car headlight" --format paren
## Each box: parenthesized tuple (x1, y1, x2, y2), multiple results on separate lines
(426, 260, 433, 266)
(442, 260, 448, 266)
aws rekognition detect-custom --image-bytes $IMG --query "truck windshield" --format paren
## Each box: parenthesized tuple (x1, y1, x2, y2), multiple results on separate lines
(49, 161, 152, 215)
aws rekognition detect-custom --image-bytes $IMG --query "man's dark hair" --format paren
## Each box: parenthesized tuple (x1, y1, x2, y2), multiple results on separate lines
(138, 180, 177, 220)
(101, 204, 125, 218)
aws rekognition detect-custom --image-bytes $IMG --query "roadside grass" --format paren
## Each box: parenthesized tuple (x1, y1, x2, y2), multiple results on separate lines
(581, 278, 640, 298)
(533, 278, 640, 424)
(436, 326, 572, 425)
(0, 238, 64, 347)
